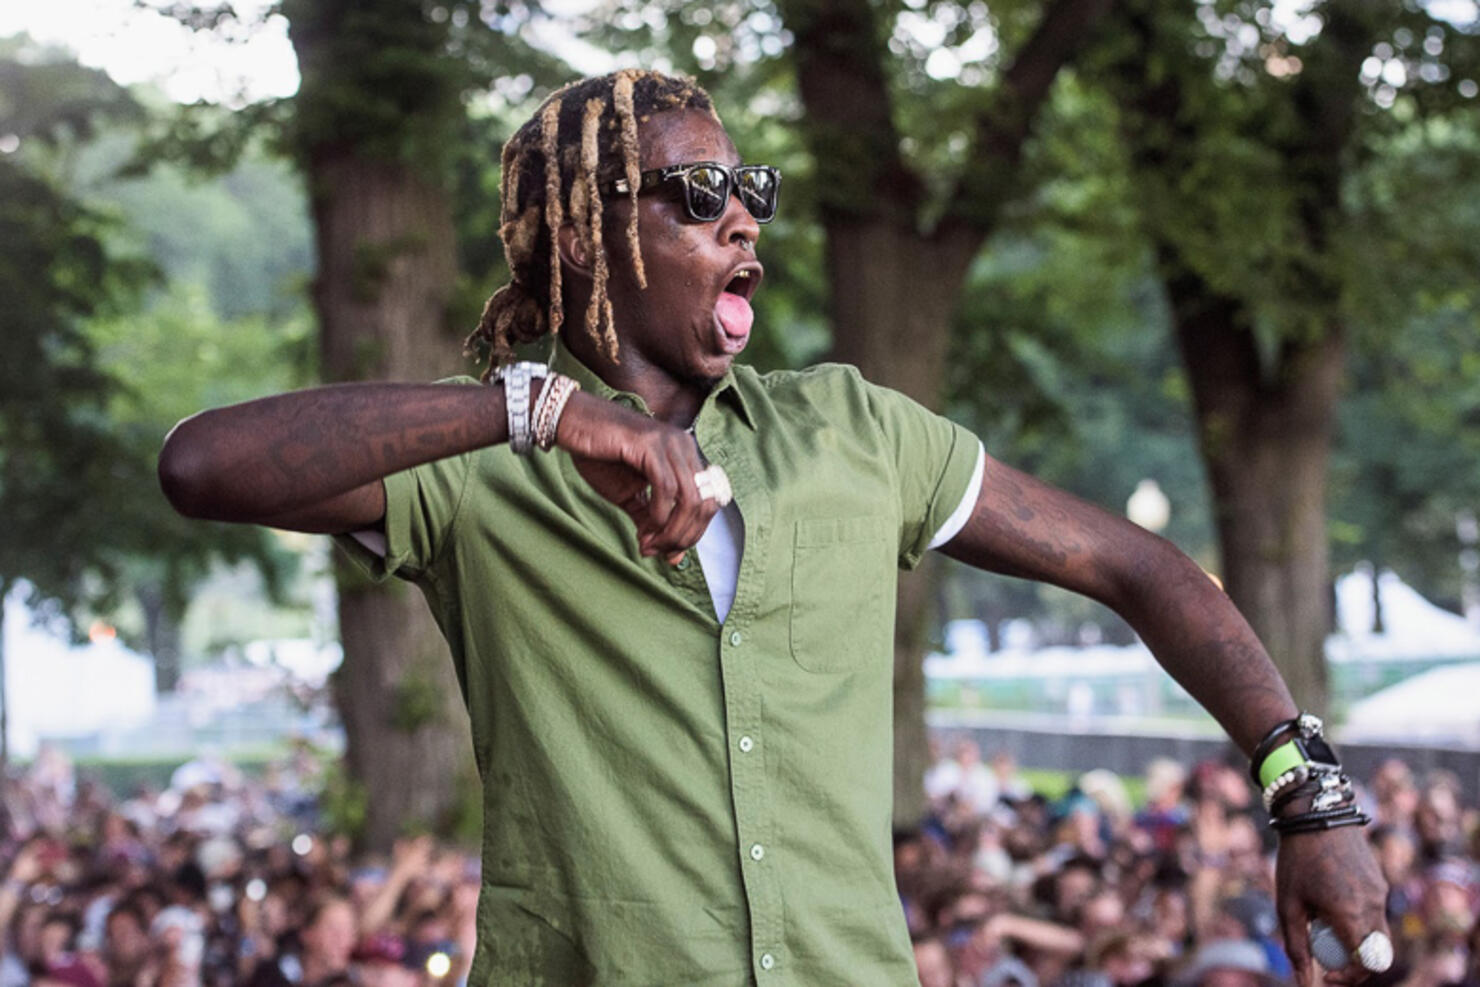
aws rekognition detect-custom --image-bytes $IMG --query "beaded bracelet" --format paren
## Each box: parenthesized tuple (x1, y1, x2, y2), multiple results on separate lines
(1261, 764, 1311, 813)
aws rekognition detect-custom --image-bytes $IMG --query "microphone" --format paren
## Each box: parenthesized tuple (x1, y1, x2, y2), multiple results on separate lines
(1309, 920, 1350, 970)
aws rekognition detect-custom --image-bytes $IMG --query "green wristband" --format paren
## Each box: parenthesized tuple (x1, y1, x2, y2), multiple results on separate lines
(1258, 739, 1306, 788)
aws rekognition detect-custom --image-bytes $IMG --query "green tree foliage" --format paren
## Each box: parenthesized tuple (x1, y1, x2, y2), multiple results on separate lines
(0, 40, 310, 705)
(1332, 109, 1480, 611)
(1067, 0, 1480, 711)
(0, 45, 153, 759)
(0, 45, 150, 612)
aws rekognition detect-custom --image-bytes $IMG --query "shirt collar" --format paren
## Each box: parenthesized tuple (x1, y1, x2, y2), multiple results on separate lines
(547, 335, 757, 431)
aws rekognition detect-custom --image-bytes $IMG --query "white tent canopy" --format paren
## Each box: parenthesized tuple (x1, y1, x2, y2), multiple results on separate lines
(3, 585, 156, 759)
(1328, 566, 1480, 663)
(1342, 662, 1480, 745)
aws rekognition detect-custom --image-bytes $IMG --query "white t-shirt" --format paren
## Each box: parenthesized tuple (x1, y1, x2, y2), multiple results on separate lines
(695, 441, 984, 621)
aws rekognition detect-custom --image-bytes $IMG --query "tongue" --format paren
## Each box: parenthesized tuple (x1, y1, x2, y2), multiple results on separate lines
(715, 292, 754, 339)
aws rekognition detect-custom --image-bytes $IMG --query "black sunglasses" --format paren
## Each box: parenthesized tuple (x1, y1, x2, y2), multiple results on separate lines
(601, 161, 781, 224)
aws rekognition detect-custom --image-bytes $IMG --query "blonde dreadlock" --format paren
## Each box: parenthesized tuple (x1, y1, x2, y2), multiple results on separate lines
(466, 70, 720, 379)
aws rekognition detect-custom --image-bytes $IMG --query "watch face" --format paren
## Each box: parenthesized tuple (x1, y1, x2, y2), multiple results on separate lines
(1298, 734, 1341, 769)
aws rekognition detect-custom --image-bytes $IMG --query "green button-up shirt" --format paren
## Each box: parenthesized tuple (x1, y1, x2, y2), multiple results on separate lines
(339, 340, 978, 985)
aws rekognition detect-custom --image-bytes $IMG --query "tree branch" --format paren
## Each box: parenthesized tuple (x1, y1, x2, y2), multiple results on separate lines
(941, 0, 1111, 233)
(777, 0, 922, 223)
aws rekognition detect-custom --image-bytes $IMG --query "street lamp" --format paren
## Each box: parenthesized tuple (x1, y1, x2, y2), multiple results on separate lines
(1460, 510, 1479, 629)
(1126, 478, 1171, 534)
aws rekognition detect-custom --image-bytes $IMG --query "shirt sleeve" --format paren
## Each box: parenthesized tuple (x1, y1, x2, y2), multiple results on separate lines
(332, 451, 475, 583)
(330, 376, 484, 581)
(859, 377, 983, 570)
(928, 441, 985, 550)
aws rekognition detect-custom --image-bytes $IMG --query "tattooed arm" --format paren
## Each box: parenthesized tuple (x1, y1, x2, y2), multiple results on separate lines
(159, 382, 718, 556)
(159, 383, 507, 533)
(939, 453, 1388, 987)
(939, 453, 1295, 749)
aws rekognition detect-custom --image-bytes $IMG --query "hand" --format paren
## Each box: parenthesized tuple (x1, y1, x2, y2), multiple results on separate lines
(1275, 826, 1390, 987)
(452, 880, 480, 918)
(5, 840, 44, 885)
(1191, 798, 1230, 858)
(391, 834, 435, 875)
(556, 394, 721, 564)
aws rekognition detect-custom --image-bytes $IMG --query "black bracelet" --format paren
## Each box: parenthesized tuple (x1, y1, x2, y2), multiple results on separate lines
(1271, 804, 1368, 833)
(1273, 811, 1370, 835)
(1273, 804, 1361, 827)
(1249, 717, 1301, 786)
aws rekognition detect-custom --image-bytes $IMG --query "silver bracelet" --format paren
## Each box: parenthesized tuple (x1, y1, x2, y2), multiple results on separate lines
(534, 374, 580, 451)
(493, 361, 549, 455)
(491, 362, 550, 455)
(529, 371, 562, 442)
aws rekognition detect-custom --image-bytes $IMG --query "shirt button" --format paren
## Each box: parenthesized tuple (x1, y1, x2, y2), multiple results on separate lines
(749, 843, 764, 861)
(760, 953, 775, 971)
(738, 736, 754, 753)
(729, 630, 743, 646)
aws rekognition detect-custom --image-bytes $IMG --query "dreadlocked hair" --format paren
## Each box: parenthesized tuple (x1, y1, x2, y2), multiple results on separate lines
(467, 69, 721, 378)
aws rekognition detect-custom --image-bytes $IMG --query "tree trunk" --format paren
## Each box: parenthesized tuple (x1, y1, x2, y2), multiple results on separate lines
(137, 581, 181, 693)
(1100, 0, 1376, 721)
(0, 577, 9, 768)
(826, 220, 980, 825)
(307, 152, 477, 850)
(1168, 274, 1341, 714)
(779, 0, 1110, 826)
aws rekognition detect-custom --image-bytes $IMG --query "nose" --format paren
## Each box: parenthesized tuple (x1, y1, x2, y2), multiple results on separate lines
(717, 184, 760, 249)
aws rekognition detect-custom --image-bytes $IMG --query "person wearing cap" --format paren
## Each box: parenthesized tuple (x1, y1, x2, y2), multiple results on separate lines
(160, 69, 1391, 986)
(1176, 939, 1280, 987)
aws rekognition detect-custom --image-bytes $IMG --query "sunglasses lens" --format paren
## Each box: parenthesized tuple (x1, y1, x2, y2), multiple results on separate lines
(683, 165, 731, 221)
(736, 167, 779, 222)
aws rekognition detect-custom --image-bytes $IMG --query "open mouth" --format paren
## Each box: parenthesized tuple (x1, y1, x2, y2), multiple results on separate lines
(722, 267, 760, 300)
(713, 263, 762, 355)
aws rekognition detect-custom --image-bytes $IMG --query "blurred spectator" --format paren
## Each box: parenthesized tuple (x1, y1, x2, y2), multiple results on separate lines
(1372, 759, 1421, 832)
(913, 934, 953, 987)
(1415, 773, 1467, 863)
(100, 902, 150, 987)
(1174, 938, 1275, 987)
(931, 739, 1003, 818)
(1136, 759, 1190, 854)
(245, 894, 355, 987)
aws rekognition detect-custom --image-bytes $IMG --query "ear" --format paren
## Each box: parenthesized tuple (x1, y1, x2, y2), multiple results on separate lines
(556, 223, 593, 281)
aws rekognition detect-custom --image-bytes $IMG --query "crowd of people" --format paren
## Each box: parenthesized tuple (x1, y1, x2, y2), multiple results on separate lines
(1, 739, 1477, 987)
(906, 738, 1480, 987)
(1, 746, 477, 987)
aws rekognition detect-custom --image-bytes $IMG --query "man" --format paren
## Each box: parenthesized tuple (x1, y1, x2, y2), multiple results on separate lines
(160, 70, 1388, 985)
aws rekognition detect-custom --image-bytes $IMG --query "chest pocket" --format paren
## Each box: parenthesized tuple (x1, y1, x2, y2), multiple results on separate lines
(788, 516, 893, 673)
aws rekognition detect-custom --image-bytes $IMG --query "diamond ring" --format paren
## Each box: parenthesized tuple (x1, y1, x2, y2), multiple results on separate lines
(694, 465, 733, 507)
